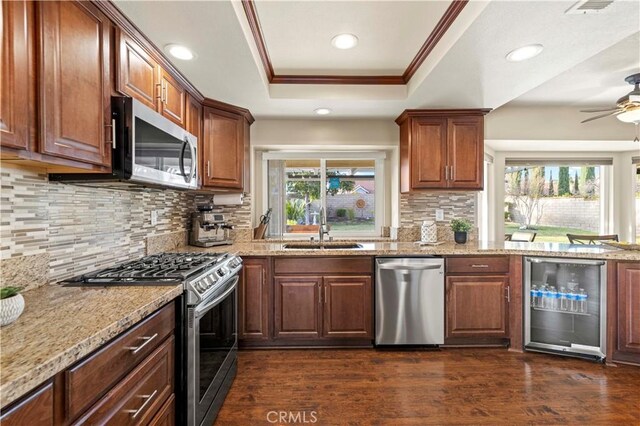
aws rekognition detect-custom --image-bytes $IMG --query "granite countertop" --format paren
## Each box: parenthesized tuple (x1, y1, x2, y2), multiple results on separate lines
(0, 283, 183, 408)
(179, 240, 640, 261)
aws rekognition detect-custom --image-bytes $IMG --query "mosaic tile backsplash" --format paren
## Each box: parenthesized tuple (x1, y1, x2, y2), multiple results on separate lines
(399, 191, 478, 242)
(0, 164, 251, 288)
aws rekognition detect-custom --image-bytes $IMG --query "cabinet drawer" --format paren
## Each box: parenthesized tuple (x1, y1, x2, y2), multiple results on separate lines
(148, 393, 175, 426)
(446, 256, 509, 274)
(73, 335, 174, 426)
(0, 382, 53, 425)
(274, 257, 373, 275)
(65, 303, 175, 420)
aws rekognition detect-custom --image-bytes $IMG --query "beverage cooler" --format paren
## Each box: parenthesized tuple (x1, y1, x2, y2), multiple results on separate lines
(524, 257, 606, 361)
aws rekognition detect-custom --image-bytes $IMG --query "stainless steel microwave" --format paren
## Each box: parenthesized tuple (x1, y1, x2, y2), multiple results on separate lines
(50, 97, 198, 190)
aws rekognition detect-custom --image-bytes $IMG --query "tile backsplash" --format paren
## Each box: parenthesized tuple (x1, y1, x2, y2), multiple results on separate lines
(1, 164, 192, 286)
(399, 191, 478, 242)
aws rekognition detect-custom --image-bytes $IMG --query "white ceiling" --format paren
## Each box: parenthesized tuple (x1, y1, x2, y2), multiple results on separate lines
(255, 0, 452, 75)
(486, 139, 640, 152)
(113, 0, 640, 119)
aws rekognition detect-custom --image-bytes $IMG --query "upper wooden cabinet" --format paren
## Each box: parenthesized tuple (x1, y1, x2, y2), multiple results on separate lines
(396, 109, 490, 192)
(1, 0, 32, 151)
(116, 29, 186, 127)
(39, 1, 112, 167)
(201, 103, 253, 191)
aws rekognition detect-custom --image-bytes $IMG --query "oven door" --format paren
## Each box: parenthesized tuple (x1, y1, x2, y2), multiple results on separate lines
(187, 275, 238, 426)
(130, 98, 198, 189)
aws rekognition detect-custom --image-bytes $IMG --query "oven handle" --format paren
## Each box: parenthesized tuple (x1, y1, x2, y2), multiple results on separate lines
(195, 275, 239, 319)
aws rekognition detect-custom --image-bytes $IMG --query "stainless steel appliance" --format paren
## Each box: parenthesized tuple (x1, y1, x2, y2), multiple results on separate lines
(524, 257, 606, 361)
(190, 206, 234, 247)
(62, 252, 242, 425)
(375, 257, 444, 345)
(50, 97, 198, 190)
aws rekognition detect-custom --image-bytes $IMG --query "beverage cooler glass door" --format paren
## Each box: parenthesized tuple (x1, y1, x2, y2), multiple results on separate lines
(524, 257, 606, 360)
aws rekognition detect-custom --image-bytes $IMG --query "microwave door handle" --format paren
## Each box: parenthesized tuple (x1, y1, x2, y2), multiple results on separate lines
(178, 138, 188, 181)
(187, 138, 197, 184)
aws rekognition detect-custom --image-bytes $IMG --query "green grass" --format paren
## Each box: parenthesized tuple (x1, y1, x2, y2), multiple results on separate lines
(505, 222, 596, 243)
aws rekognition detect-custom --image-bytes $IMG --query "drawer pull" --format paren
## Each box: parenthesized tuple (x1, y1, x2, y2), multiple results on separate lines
(471, 264, 489, 268)
(126, 389, 158, 419)
(126, 333, 158, 354)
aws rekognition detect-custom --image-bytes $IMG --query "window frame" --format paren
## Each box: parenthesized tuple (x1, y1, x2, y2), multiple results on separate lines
(262, 151, 386, 239)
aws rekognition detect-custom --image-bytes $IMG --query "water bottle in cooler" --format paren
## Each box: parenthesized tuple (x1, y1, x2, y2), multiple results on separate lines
(549, 286, 558, 311)
(559, 287, 568, 311)
(530, 285, 538, 307)
(578, 288, 588, 314)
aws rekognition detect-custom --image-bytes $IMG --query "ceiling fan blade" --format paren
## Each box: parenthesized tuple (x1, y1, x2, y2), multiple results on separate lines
(581, 110, 622, 123)
(580, 107, 619, 113)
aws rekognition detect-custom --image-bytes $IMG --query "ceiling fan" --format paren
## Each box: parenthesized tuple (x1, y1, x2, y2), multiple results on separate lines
(580, 73, 640, 124)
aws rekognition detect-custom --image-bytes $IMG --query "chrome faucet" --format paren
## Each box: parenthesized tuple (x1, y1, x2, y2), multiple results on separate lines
(318, 207, 330, 243)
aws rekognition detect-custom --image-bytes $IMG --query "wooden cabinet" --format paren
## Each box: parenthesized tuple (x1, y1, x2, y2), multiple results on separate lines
(39, 1, 112, 167)
(116, 29, 186, 128)
(0, 382, 53, 425)
(445, 256, 510, 344)
(323, 276, 372, 339)
(149, 394, 176, 426)
(1, 0, 32, 151)
(201, 105, 251, 191)
(116, 30, 158, 110)
(239, 257, 271, 340)
(446, 275, 509, 338)
(608, 262, 640, 365)
(396, 109, 490, 192)
(274, 276, 322, 339)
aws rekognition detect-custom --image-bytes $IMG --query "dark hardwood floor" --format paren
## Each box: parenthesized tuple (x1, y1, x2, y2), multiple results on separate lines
(215, 349, 640, 425)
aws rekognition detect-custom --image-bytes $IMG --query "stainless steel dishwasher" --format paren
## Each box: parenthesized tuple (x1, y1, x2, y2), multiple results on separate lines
(375, 257, 445, 345)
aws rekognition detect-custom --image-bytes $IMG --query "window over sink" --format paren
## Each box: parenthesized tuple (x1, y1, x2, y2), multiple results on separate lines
(263, 152, 385, 238)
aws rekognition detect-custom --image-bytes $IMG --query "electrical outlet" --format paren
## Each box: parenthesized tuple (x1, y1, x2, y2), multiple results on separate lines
(435, 209, 444, 221)
(151, 210, 158, 226)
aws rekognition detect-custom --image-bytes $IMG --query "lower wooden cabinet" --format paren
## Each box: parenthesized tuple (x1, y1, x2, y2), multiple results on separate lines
(446, 275, 509, 339)
(240, 256, 374, 346)
(608, 262, 640, 365)
(274, 276, 322, 339)
(0, 303, 176, 426)
(323, 276, 372, 338)
(239, 257, 270, 340)
(0, 382, 53, 425)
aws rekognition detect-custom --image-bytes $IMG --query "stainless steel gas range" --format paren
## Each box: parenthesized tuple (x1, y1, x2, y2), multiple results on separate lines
(63, 252, 242, 425)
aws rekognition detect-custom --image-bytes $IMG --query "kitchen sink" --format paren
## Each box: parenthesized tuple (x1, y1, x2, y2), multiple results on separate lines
(283, 242, 363, 250)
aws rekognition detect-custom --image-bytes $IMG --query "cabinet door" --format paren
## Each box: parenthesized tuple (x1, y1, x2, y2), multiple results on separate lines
(410, 117, 448, 189)
(38, 1, 111, 167)
(148, 394, 175, 426)
(116, 29, 159, 110)
(447, 116, 483, 189)
(157, 68, 186, 127)
(274, 276, 321, 339)
(323, 276, 372, 339)
(0, 382, 53, 425)
(1, 0, 32, 150)
(446, 275, 509, 338)
(615, 263, 640, 364)
(239, 258, 271, 340)
(202, 107, 244, 189)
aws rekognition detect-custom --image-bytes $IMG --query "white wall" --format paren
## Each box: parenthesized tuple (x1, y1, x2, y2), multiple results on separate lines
(485, 106, 634, 142)
(250, 119, 399, 230)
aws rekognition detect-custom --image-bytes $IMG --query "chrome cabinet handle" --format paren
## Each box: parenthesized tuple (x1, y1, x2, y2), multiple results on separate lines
(161, 82, 167, 104)
(505, 286, 511, 303)
(444, 166, 448, 181)
(324, 286, 328, 304)
(126, 333, 158, 354)
(206, 160, 211, 177)
(450, 166, 454, 181)
(126, 389, 158, 418)
(471, 264, 489, 268)
(111, 118, 116, 149)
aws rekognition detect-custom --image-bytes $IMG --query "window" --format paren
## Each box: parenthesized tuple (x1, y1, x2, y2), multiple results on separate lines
(503, 161, 608, 243)
(264, 153, 384, 238)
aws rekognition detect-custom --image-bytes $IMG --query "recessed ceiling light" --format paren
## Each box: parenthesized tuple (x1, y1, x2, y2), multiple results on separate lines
(505, 44, 544, 62)
(165, 44, 195, 60)
(314, 108, 332, 115)
(331, 34, 358, 50)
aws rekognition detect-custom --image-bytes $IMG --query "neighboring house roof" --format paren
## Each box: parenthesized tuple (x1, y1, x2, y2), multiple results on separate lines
(354, 180, 375, 193)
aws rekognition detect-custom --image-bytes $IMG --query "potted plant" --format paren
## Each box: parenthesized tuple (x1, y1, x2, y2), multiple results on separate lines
(450, 219, 472, 244)
(1, 286, 25, 326)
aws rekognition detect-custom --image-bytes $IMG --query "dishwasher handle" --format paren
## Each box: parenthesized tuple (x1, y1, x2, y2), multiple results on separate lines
(377, 263, 442, 271)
